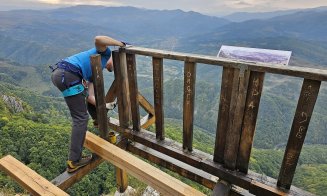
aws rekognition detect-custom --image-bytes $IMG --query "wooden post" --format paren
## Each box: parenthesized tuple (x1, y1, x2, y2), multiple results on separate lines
(237, 71, 265, 173)
(224, 66, 250, 170)
(152, 57, 164, 140)
(183, 61, 197, 151)
(126, 53, 140, 131)
(277, 79, 321, 189)
(90, 54, 108, 138)
(112, 50, 130, 192)
(214, 67, 235, 163)
(105, 79, 118, 103)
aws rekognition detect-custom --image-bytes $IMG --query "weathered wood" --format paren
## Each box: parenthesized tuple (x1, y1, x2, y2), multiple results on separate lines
(108, 118, 306, 196)
(105, 79, 118, 103)
(112, 50, 130, 192)
(113, 50, 131, 128)
(152, 57, 165, 140)
(126, 53, 141, 131)
(183, 61, 197, 151)
(214, 67, 236, 163)
(123, 46, 327, 81)
(91, 54, 108, 138)
(0, 155, 69, 196)
(212, 180, 231, 196)
(84, 131, 206, 196)
(138, 92, 155, 115)
(127, 142, 218, 190)
(237, 71, 265, 173)
(52, 156, 104, 190)
(277, 79, 321, 189)
(224, 67, 250, 170)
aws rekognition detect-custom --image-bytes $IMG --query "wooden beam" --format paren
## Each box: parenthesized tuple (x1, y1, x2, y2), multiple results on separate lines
(224, 67, 250, 170)
(84, 131, 206, 196)
(108, 117, 309, 196)
(105, 79, 118, 103)
(123, 46, 327, 81)
(214, 67, 235, 163)
(140, 114, 156, 129)
(127, 142, 218, 190)
(91, 54, 108, 138)
(126, 53, 141, 131)
(237, 71, 265, 173)
(52, 156, 104, 190)
(183, 61, 197, 151)
(138, 92, 155, 115)
(112, 50, 130, 192)
(277, 79, 321, 189)
(152, 57, 165, 140)
(0, 155, 69, 196)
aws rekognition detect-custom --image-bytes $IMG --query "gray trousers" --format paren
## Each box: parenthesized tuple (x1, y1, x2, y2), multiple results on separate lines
(51, 69, 89, 162)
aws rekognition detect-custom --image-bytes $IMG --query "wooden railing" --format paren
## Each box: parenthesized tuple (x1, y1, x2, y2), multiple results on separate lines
(52, 46, 326, 195)
(107, 46, 326, 195)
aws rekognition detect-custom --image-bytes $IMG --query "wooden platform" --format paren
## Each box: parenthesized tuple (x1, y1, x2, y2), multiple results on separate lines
(0, 155, 68, 196)
(84, 131, 206, 196)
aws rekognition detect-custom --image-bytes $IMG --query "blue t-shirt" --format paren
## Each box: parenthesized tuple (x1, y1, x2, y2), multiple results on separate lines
(65, 47, 111, 81)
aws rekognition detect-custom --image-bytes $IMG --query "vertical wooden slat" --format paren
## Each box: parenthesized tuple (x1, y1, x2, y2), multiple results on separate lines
(224, 66, 250, 170)
(214, 67, 236, 163)
(90, 54, 108, 138)
(127, 53, 140, 131)
(152, 57, 164, 140)
(277, 79, 321, 189)
(183, 61, 197, 151)
(112, 50, 130, 192)
(237, 71, 265, 173)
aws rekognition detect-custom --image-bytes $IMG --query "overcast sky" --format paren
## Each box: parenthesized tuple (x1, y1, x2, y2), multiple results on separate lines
(1, 0, 327, 16)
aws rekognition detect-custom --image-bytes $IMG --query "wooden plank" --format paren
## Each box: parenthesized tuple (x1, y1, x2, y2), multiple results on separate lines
(84, 131, 206, 196)
(138, 92, 155, 115)
(123, 46, 327, 81)
(152, 57, 165, 140)
(107, 117, 309, 196)
(277, 79, 321, 189)
(113, 50, 131, 128)
(224, 67, 250, 170)
(214, 67, 235, 163)
(112, 50, 130, 192)
(91, 54, 108, 138)
(127, 142, 218, 190)
(0, 155, 69, 196)
(126, 53, 141, 131)
(105, 79, 118, 103)
(237, 71, 265, 173)
(52, 156, 104, 190)
(183, 61, 197, 151)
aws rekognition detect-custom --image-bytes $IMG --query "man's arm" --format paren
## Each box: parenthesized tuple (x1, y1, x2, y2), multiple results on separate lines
(94, 36, 125, 52)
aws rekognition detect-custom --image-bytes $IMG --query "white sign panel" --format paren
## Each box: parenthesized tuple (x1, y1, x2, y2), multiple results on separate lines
(217, 45, 292, 65)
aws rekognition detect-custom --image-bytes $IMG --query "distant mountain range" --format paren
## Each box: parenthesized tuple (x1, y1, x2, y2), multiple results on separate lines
(0, 5, 326, 67)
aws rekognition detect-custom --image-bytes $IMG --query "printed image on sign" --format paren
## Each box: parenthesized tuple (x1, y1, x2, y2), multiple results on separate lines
(217, 45, 292, 65)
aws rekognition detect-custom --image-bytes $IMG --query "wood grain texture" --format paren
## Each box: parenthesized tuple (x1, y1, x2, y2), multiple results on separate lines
(91, 54, 108, 138)
(237, 71, 265, 173)
(183, 61, 197, 151)
(224, 67, 250, 170)
(214, 67, 235, 163)
(84, 131, 206, 196)
(277, 79, 321, 189)
(152, 57, 165, 140)
(126, 53, 140, 131)
(0, 155, 69, 196)
(105, 79, 118, 103)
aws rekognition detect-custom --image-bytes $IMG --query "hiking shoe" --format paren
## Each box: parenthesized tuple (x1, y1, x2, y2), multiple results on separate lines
(66, 155, 93, 173)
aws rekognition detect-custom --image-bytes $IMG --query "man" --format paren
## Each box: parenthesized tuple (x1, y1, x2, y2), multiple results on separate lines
(50, 35, 125, 172)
